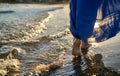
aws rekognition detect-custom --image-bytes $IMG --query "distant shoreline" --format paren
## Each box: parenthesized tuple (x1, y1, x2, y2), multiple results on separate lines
(0, 1, 69, 4)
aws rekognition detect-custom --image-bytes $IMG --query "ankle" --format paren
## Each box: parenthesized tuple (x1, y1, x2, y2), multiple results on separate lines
(73, 38, 81, 47)
(81, 41, 88, 49)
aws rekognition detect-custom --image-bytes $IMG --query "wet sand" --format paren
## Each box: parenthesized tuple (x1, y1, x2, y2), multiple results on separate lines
(0, 3, 120, 76)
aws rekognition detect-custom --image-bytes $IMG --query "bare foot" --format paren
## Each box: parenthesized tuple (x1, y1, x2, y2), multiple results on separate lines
(72, 38, 81, 57)
(81, 41, 90, 55)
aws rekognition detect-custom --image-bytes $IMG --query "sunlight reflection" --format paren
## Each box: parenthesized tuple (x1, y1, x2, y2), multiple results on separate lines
(94, 22, 100, 29)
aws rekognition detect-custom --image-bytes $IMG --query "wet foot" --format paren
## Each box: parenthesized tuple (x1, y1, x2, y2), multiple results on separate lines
(81, 41, 90, 55)
(72, 38, 81, 57)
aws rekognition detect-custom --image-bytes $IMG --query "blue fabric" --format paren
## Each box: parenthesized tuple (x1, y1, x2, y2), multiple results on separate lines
(93, 0, 120, 42)
(93, 12, 120, 42)
(70, 0, 120, 42)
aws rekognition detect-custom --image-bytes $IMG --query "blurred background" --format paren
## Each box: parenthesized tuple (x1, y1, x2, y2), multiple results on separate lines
(0, 0, 69, 3)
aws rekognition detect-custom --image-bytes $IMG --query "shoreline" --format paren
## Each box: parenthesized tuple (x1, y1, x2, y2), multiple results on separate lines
(0, 4, 120, 76)
(0, 4, 66, 76)
(0, 4, 64, 42)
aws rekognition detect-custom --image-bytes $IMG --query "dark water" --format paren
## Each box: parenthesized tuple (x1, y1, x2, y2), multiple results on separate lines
(50, 46, 120, 76)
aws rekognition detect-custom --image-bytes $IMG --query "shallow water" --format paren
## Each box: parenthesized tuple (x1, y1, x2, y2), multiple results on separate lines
(0, 3, 120, 76)
(0, 4, 62, 23)
(0, 4, 63, 41)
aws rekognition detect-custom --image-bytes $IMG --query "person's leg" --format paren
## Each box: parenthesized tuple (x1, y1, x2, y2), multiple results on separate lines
(70, 0, 102, 57)
(70, 0, 81, 57)
(72, 37, 81, 57)
(81, 41, 89, 55)
(75, 0, 102, 55)
(71, 38, 88, 57)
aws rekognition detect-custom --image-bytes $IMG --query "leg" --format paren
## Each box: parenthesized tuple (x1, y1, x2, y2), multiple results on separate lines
(72, 37, 81, 57)
(81, 41, 89, 55)
(72, 38, 89, 57)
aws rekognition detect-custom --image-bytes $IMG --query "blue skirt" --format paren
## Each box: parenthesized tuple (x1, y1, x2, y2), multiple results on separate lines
(70, 0, 120, 42)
